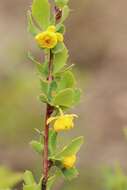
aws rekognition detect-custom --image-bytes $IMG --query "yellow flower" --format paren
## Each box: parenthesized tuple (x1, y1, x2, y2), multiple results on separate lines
(63, 155, 76, 169)
(35, 25, 64, 49)
(35, 31, 57, 49)
(47, 114, 78, 132)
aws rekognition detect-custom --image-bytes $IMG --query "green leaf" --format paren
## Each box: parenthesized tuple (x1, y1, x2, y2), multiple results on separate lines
(37, 62, 48, 78)
(52, 43, 65, 54)
(50, 13, 55, 25)
(61, 167, 79, 180)
(28, 52, 40, 65)
(53, 45, 68, 74)
(60, 5, 70, 23)
(23, 185, 33, 190)
(72, 88, 81, 106)
(47, 175, 56, 190)
(53, 88, 74, 107)
(55, 136, 84, 159)
(27, 11, 39, 36)
(40, 79, 49, 95)
(56, 24, 65, 34)
(28, 52, 48, 77)
(36, 183, 41, 190)
(32, 0, 50, 29)
(23, 184, 37, 190)
(39, 93, 49, 103)
(49, 130, 57, 156)
(55, 0, 69, 8)
(53, 159, 63, 168)
(30, 140, 44, 154)
(0, 166, 22, 189)
(23, 172, 41, 190)
(48, 80, 57, 99)
(23, 171, 35, 185)
(58, 71, 76, 90)
(54, 64, 75, 78)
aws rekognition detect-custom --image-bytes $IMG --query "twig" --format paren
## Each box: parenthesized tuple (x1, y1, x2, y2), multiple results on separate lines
(42, 50, 54, 190)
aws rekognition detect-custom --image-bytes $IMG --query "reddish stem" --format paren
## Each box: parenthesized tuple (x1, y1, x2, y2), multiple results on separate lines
(42, 50, 54, 190)
(42, 6, 62, 190)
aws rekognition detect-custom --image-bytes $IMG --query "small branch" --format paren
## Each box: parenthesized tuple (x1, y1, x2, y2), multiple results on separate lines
(42, 50, 54, 190)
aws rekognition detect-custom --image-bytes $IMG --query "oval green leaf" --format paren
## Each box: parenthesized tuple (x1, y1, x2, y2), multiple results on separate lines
(32, 0, 50, 29)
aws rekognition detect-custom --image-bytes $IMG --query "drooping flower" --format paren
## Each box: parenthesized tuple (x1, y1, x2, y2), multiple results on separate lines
(63, 155, 76, 169)
(47, 114, 78, 132)
(35, 25, 63, 49)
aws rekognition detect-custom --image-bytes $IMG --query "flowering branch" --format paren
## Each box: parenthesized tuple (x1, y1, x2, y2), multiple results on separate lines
(23, 1, 84, 190)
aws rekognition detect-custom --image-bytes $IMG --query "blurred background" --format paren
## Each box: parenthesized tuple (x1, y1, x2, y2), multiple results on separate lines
(0, 0, 127, 189)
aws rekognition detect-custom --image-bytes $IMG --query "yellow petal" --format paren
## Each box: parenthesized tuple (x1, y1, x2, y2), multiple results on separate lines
(35, 31, 57, 49)
(54, 124, 66, 132)
(56, 33, 64, 42)
(35, 32, 43, 40)
(63, 155, 76, 169)
(66, 114, 78, 118)
(47, 116, 58, 125)
(47, 25, 56, 32)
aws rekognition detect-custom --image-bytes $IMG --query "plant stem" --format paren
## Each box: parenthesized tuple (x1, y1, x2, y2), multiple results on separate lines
(42, 50, 54, 190)
(42, 6, 62, 190)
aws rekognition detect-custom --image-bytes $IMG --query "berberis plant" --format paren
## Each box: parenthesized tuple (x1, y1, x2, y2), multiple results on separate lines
(23, 0, 84, 190)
